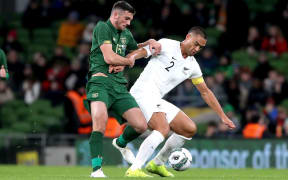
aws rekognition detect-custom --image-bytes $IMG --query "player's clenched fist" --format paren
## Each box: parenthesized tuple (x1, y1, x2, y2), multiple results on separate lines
(148, 39, 161, 56)
(109, 65, 125, 73)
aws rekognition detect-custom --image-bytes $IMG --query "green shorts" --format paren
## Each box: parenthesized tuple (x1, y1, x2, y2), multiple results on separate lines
(84, 76, 139, 124)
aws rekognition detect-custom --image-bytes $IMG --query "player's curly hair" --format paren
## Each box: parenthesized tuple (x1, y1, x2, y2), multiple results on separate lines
(189, 26, 207, 39)
(112, 1, 136, 15)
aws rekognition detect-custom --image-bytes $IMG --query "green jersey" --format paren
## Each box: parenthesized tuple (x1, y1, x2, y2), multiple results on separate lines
(0, 48, 9, 79)
(88, 20, 138, 84)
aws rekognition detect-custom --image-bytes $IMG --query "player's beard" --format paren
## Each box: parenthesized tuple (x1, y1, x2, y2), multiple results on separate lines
(189, 49, 196, 56)
(115, 18, 125, 30)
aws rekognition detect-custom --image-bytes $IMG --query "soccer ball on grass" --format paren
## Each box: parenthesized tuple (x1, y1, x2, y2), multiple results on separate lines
(168, 148, 192, 171)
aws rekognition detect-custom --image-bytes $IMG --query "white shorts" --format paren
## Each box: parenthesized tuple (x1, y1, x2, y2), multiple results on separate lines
(133, 94, 180, 123)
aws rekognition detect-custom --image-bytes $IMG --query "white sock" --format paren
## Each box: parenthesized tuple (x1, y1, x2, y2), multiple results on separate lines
(154, 133, 190, 165)
(130, 130, 164, 170)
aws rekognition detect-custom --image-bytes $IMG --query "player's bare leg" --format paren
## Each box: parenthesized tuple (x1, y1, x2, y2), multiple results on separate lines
(112, 108, 147, 164)
(123, 108, 148, 133)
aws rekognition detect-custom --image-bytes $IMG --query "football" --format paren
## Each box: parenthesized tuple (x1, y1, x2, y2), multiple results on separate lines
(168, 148, 192, 171)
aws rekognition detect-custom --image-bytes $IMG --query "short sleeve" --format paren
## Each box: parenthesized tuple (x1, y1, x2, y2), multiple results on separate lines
(95, 22, 112, 46)
(157, 39, 169, 55)
(189, 58, 203, 79)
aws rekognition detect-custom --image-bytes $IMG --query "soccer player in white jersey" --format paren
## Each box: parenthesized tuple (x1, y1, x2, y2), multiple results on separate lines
(111, 26, 236, 177)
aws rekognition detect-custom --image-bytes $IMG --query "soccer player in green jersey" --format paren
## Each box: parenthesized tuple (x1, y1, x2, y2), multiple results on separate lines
(85, 1, 161, 178)
(0, 48, 9, 79)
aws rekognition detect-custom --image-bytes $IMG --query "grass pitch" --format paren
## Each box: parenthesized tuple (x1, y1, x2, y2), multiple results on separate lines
(0, 165, 287, 180)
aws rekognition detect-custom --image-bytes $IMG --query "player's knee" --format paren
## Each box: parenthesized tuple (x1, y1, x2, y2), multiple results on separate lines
(91, 113, 108, 132)
(181, 123, 197, 138)
(187, 123, 197, 137)
(92, 122, 106, 133)
(134, 121, 148, 133)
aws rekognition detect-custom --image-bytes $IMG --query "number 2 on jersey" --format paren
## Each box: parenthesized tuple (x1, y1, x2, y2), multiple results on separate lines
(165, 61, 174, 72)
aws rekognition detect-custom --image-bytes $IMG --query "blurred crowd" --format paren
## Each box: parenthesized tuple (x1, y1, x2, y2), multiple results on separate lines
(0, 0, 288, 138)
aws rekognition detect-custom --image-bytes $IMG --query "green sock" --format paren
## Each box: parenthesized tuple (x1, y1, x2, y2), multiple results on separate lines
(116, 125, 142, 148)
(89, 131, 103, 172)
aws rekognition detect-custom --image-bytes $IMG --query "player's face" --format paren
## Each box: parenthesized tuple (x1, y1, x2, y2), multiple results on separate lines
(185, 33, 206, 56)
(115, 10, 134, 30)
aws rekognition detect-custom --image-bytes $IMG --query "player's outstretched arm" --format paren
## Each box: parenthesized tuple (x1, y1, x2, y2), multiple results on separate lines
(109, 40, 161, 73)
(109, 48, 148, 73)
(100, 43, 134, 66)
(126, 48, 148, 60)
(194, 80, 236, 129)
(138, 39, 161, 56)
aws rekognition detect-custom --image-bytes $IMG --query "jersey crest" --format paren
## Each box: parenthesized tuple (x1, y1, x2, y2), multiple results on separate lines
(120, 37, 127, 44)
(182, 67, 190, 75)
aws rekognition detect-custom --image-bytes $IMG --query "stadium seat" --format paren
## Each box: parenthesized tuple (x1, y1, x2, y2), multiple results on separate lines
(9, 13, 22, 28)
(17, 29, 30, 47)
(205, 27, 222, 47)
(17, 28, 29, 38)
(232, 50, 258, 70)
(245, 0, 278, 13)
(270, 53, 288, 76)
(33, 28, 54, 37)
(167, 35, 184, 41)
(0, 99, 64, 133)
(10, 20, 21, 28)
(33, 37, 55, 47)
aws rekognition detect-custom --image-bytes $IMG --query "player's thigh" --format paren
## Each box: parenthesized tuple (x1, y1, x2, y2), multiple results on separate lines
(148, 112, 170, 137)
(85, 77, 113, 113)
(133, 96, 157, 124)
(122, 107, 147, 133)
(170, 111, 197, 138)
(112, 93, 147, 133)
(85, 81, 111, 132)
(146, 99, 177, 137)
(159, 99, 180, 124)
(133, 95, 171, 136)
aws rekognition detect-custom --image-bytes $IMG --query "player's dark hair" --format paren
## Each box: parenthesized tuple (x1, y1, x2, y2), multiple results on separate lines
(188, 26, 207, 39)
(112, 1, 136, 15)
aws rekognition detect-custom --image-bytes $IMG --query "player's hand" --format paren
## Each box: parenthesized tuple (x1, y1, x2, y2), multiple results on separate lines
(148, 39, 161, 56)
(108, 65, 125, 73)
(221, 116, 236, 129)
(0, 65, 6, 78)
(127, 55, 135, 68)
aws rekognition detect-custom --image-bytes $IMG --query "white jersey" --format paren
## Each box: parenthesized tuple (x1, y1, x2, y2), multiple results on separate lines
(130, 38, 203, 99)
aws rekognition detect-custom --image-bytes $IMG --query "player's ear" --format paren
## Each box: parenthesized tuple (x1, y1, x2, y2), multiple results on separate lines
(185, 33, 192, 40)
(112, 10, 118, 18)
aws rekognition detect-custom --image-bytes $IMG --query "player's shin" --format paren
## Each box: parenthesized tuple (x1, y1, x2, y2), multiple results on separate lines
(116, 125, 142, 148)
(154, 133, 189, 165)
(130, 130, 164, 170)
(89, 131, 104, 172)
